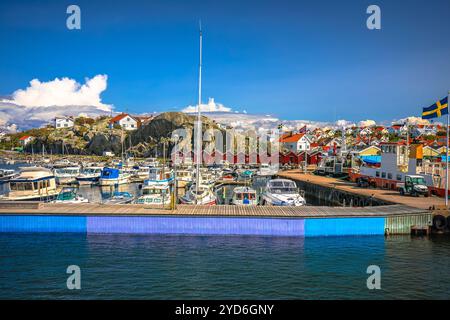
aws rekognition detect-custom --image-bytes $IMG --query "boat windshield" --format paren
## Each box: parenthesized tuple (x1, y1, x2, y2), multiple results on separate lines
(268, 181, 297, 194)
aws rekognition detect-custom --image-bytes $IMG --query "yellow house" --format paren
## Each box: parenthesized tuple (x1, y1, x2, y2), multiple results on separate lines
(437, 146, 447, 154)
(358, 145, 381, 157)
(423, 146, 440, 157)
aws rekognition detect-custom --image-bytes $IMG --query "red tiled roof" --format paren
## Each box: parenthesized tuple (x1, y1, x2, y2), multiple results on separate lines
(280, 133, 305, 143)
(110, 113, 134, 123)
(19, 135, 31, 141)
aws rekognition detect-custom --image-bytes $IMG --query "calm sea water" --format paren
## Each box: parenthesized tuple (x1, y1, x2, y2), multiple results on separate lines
(0, 233, 449, 299)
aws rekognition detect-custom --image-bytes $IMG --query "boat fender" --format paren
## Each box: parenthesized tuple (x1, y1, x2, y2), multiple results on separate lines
(433, 215, 447, 230)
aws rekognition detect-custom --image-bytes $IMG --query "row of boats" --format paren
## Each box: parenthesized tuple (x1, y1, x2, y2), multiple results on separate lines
(0, 160, 307, 206)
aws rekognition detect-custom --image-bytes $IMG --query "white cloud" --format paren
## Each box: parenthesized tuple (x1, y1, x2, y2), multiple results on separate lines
(2, 75, 111, 111)
(358, 119, 376, 127)
(335, 119, 355, 128)
(182, 98, 232, 113)
(0, 75, 113, 131)
(394, 116, 430, 126)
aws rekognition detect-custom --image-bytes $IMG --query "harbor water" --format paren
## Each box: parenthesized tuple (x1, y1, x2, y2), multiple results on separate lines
(0, 233, 449, 299)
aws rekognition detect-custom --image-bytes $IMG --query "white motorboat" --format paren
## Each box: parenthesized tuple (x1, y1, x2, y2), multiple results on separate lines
(76, 167, 103, 185)
(54, 166, 80, 185)
(0, 169, 17, 182)
(261, 179, 306, 206)
(53, 187, 88, 203)
(257, 163, 278, 176)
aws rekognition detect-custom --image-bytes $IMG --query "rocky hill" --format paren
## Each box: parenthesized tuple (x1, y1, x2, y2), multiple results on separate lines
(4, 112, 224, 157)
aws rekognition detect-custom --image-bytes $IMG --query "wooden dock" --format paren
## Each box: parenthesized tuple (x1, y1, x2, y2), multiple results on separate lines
(0, 201, 428, 218)
(278, 170, 445, 210)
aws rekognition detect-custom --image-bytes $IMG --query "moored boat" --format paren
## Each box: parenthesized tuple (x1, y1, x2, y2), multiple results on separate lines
(0, 167, 59, 201)
(0, 169, 17, 182)
(98, 167, 131, 186)
(180, 183, 217, 205)
(53, 187, 88, 203)
(261, 178, 306, 206)
(76, 167, 103, 185)
(54, 166, 80, 185)
(135, 180, 171, 205)
(231, 186, 258, 206)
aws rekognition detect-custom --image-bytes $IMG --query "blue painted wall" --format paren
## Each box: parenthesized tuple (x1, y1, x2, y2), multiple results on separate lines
(0, 215, 387, 237)
(0, 215, 87, 233)
(305, 217, 386, 237)
(87, 216, 305, 236)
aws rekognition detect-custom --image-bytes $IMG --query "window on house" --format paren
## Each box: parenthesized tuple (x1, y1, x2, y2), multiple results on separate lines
(381, 172, 386, 178)
(396, 174, 402, 181)
(376, 171, 380, 177)
(387, 173, 392, 179)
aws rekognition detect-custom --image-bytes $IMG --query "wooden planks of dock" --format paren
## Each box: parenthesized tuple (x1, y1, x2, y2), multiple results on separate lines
(278, 170, 445, 210)
(0, 201, 428, 218)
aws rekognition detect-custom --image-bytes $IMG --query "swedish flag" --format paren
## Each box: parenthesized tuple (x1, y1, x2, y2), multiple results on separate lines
(422, 97, 448, 119)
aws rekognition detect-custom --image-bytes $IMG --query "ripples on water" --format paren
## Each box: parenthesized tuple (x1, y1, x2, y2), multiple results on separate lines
(0, 233, 449, 299)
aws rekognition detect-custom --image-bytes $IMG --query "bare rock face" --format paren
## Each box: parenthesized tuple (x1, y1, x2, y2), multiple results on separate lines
(131, 112, 220, 144)
(86, 133, 123, 156)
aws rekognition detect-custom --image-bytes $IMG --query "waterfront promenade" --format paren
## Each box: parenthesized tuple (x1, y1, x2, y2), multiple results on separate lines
(278, 170, 446, 210)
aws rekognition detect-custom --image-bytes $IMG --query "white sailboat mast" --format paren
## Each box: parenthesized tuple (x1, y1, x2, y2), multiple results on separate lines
(195, 21, 203, 201)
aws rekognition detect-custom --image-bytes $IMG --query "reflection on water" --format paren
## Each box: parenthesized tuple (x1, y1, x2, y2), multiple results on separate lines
(1, 233, 450, 299)
(78, 183, 142, 203)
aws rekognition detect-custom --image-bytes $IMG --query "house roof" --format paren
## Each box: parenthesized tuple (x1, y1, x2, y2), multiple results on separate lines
(110, 113, 135, 123)
(19, 135, 31, 141)
(280, 133, 305, 143)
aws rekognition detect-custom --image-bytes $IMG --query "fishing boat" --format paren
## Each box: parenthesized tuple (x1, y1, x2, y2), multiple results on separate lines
(231, 186, 258, 205)
(76, 167, 103, 185)
(261, 179, 306, 206)
(0, 167, 59, 201)
(180, 183, 217, 205)
(53, 187, 88, 203)
(98, 167, 131, 186)
(135, 180, 171, 205)
(54, 166, 80, 185)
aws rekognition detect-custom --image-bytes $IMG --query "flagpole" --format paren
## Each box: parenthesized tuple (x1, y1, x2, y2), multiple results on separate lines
(446, 91, 450, 207)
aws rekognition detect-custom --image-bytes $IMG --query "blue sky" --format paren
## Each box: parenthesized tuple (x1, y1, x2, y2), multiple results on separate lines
(0, 0, 449, 122)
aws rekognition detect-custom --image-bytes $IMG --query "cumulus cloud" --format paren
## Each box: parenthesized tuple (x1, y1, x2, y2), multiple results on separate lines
(182, 98, 232, 113)
(2, 75, 111, 111)
(335, 119, 355, 128)
(358, 119, 376, 127)
(0, 75, 112, 130)
(394, 117, 430, 126)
